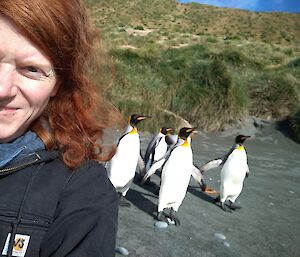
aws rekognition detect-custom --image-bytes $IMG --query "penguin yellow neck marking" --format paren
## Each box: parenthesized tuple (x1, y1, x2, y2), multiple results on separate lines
(236, 145, 245, 151)
(182, 139, 190, 147)
(130, 127, 138, 134)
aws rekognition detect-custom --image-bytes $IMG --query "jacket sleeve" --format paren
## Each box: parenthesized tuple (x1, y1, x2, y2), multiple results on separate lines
(39, 161, 118, 257)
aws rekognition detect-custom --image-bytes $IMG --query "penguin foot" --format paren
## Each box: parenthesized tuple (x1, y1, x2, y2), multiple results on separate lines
(204, 187, 219, 195)
(214, 195, 221, 203)
(227, 201, 242, 210)
(169, 208, 181, 226)
(159, 208, 180, 226)
(157, 212, 170, 224)
(219, 202, 232, 213)
(118, 193, 131, 207)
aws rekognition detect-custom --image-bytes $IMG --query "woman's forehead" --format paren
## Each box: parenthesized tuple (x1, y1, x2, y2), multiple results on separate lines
(0, 14, 52, 67)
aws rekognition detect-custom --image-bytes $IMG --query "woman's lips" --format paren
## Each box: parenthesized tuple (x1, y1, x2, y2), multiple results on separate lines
(0, 107, 19, 115)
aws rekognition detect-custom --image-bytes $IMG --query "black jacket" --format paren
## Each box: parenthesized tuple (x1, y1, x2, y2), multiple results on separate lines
(0, 150, 118, 257)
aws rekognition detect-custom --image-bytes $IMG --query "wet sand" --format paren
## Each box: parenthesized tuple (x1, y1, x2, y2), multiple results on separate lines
(114, 118, 300, 257)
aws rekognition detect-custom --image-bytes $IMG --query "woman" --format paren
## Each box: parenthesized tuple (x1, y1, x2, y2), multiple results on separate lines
(0, 0, 118, 256)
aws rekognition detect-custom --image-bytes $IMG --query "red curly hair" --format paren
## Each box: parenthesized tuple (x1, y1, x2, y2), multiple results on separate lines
(0, 0, 116, 168)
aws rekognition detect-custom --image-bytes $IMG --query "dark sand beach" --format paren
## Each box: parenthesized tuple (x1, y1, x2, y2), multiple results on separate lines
(112, 117, 300, 257)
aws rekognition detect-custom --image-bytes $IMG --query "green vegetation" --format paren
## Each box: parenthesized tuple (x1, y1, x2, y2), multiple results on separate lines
(86, 0, 300, 137)
(290, 109, 300, 142)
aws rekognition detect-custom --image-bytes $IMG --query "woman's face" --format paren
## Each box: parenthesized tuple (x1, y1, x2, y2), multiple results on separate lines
(0, 15, 59, 143)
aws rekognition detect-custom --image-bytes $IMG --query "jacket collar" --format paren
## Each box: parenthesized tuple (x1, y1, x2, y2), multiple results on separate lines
(0, 150, 60, 177)
(0, 131, 45, 169)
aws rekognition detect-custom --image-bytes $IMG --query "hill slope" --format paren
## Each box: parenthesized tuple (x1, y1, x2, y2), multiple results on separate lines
(87, 0, 300, 45)
(85, 0, 300, 138)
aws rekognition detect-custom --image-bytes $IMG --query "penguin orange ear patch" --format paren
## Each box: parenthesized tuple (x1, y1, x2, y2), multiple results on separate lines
(204, 187, 219, 195)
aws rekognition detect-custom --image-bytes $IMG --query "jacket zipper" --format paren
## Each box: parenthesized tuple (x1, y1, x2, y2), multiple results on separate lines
(0, 153, 41, 176)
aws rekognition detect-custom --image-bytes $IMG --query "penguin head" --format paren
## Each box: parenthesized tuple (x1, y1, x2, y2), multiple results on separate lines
(178, 127, 198, 140)
(235, 135, 251, 144)
(128, 114, 147, 127)
(160, 127, 173, 135)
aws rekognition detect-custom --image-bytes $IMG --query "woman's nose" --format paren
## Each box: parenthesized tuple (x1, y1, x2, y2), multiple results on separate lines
(0, 63, 18, 98)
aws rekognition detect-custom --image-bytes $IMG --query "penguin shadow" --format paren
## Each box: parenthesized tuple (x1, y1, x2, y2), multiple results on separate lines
(134, 175, 161, 195)
(187, 186, 218, 206)
(125, 179, 159, 219)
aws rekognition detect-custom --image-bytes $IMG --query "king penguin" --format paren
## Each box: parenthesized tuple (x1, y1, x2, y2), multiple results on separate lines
(199, 135, 251, 212)
(107, 114, 147, 207)
(143, 127, 204, 225)
(144, 127, 173, 174)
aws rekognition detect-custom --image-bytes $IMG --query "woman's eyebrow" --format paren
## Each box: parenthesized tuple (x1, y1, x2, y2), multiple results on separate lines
(16, 49, 53, 67)
(17, 58, 53, 70)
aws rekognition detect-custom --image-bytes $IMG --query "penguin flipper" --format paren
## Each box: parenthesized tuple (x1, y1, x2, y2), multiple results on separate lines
(191, 165, 205, 188)
(142, 144, 175, 184)
(141, 158, 165, 183)
(191, 165, 219, 194)
(199, 159, 223, 173)
(245, 163, 250, 178)
(144, 134, 160, 163)
(137, 154, 146, 177)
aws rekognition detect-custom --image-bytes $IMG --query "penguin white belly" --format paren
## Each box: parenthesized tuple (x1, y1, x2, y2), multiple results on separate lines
(108, 133, 140, 189)
(220, 149, 248, 202)
(153, 139, 168, 161)
(158, 146, 193, 212)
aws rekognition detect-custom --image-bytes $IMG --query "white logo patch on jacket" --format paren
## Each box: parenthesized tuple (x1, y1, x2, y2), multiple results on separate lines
(2, 233, 30, 257)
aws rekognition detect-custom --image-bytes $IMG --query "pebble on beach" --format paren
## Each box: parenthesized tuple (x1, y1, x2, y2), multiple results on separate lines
(214, 233, 226, 240)
(223, 241, 230, 248)
(116, 246, 129, 256)
(155, 221, 168, 228)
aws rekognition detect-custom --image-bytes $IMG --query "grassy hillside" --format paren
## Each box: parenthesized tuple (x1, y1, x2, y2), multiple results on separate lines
(85, 0, 300, 139)
(87, 0, 300, 45)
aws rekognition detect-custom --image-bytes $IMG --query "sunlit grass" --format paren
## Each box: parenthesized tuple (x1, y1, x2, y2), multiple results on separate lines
(86, 0, 300, 137)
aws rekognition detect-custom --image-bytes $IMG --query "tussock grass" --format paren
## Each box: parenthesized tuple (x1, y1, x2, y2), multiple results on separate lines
(91, 39, 300, 132)
(105, 45, 252, 131)
(85, 0, 300, 138)
(287, 58, 300, 68)
(289, 109, 300, 142)
(249, 70, 300, 118)
(218, 50, 263, 68)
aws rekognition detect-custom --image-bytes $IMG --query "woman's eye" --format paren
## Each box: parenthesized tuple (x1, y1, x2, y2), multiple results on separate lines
(27, 66, 39, 73)
(17, 66, 46, 80)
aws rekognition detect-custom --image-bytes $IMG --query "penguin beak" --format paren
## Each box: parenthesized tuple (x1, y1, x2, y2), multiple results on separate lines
(129, 114, 148, 126)
(137, 115, 148, 121)
(166, 128, 173, 134)
(240, 135, 251, 144)
(186, 128, 198, 137)
(189, 128, 198, 135)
